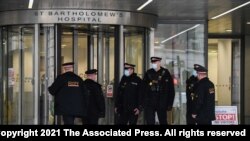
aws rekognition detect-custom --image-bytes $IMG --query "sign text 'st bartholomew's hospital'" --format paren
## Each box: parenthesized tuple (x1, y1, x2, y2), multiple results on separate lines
(0, 10, 157, 27)
(35, 10, 125, 23)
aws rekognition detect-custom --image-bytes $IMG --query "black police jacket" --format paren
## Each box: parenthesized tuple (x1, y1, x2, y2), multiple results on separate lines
(85, 79, 106, 118)
(186, 75, 198, 114)
(143, 67, 175, 110)
(192, 77, 216, 121)
(115, 73, 144, 113)
(48, 72, 88, 117)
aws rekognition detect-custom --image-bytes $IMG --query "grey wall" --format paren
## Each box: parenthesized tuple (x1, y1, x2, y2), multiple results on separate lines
(245, 35, 250, 124)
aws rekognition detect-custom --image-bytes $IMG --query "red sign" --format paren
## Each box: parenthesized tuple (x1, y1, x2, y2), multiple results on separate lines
(212, 106, 238, 125)
(106, 85, 113, 98)
(216, 114, 236, 121)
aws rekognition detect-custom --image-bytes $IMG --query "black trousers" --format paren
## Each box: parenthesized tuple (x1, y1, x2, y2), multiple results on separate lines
(196, 118, 212, 125)
(145, 108, 167, 125)
(83, 116, 99, 125)
(186, 113, 196, 125)
(118, 111, 138, 125)
(63, 115, 75, 125)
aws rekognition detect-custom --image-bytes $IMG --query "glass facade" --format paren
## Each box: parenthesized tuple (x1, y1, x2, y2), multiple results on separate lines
(124, 27, 144, 78)
(154, 24, 205, 124)
(0, 24, 149, 124)
(0, 22, 242, 125)
(40, 26, 55, 124)
(0, 26, 36, 124)
(208, 39, 241, 123)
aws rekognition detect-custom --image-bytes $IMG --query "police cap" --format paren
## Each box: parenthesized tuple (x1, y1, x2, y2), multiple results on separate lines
(150, 57, 162, 63)
(194, 64, 207, 73)
(62, 62, 74, 66)
(85, 69, 98, 75)
(124, 63, 136, 69)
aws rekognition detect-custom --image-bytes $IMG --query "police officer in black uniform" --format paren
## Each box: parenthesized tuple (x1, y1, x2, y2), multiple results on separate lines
(48, 62, 88, 125)
(186, 65, 198, 125)
(143, 57, 175, 125)
(191, 64, 215, 125)
(84, 69, 105, 125)
(115, 63, 144, 125)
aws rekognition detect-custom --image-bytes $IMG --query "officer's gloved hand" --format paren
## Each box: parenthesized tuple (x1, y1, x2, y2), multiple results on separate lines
(115, 107, 121, 115)
(134, 108, 140, 115)
(167, 106, 172, 111)
(114, 107, 118, 114)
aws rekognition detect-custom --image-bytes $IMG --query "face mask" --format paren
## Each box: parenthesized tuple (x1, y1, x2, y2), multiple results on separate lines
(151, 63, 158, 70)
(192, 70, 198, 77)
(90, 75, 97, 82)
(94, 75, 97, 82)
(124, 69, 130, 77)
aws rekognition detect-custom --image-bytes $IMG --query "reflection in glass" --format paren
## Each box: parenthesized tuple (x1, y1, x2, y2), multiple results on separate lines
(78, 33, 87, 79)
(124, 26, 145, 124)
(232, 40, 241, 122)
(41, 27, 55, 124)
(154, 24, 205, 125)
(61, 30, 73, 64)
(208, 39, 241, 123)
(22, 27, 34, 124)
(7, 27, 21, 124)
(124, 27, 144, 78)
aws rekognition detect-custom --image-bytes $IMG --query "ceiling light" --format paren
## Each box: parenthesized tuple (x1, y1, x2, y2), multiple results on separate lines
(225, 29, 232, 32)
(154, 46, 162, 49)
(161, 24, 200, 44)
(62, 44, 67, 47)
(211, 1, 250, 20)
(28, 0, 34, 9)
(137, 0, 153, 11)
(63, 32, 72, 35)
(247, 22, 250, 24)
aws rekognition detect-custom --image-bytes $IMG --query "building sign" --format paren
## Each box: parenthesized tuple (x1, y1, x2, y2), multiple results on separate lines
(212, 106, 238, 125)
(0, 10, 157, 28)
(106, 85, 113, 98)
(35, 10, 124, 23)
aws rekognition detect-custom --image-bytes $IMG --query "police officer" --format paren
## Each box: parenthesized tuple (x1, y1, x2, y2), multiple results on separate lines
(115, 63, 143, 125)
(48, 62, 88, 125)
(143, 57, 175, 125)
(191, 64, 215, 125)
(186, 65, 198, 125)
(84, 69, 105, 125)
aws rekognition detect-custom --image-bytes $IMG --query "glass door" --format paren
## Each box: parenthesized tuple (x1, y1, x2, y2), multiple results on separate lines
(124, 26, 145, 124)
(61, 24, 88, 76)
(21, 27, 35, 124)
(1, 27, 8, 124)
(154, 24, 205, 125)
(124, 27, 144, 78)
(7, 26, 22, 124)
(96, 25, 115, 125)
(3, 26, 36, 124)
(40, 25, 55, 124)
(60, 24, 116, 124)
(208, 39, 241, 123)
